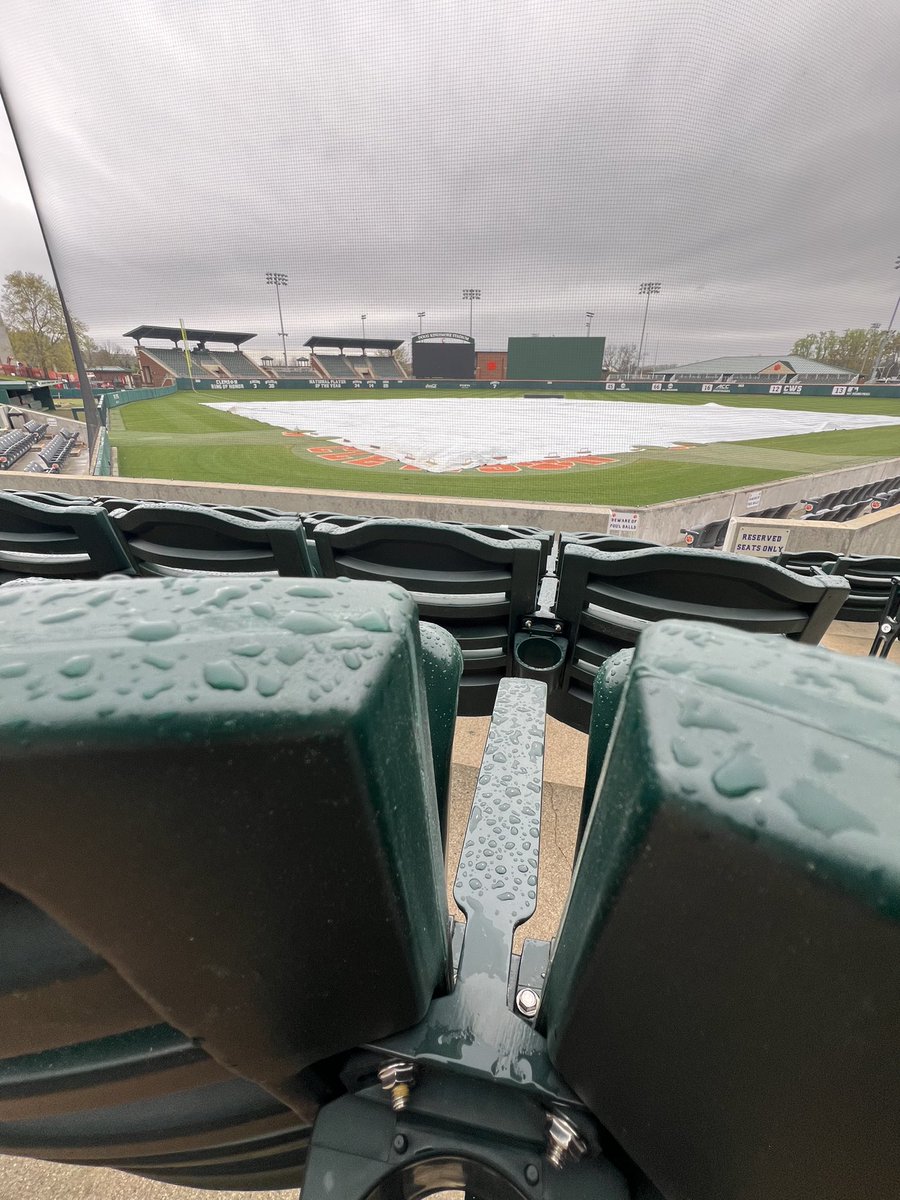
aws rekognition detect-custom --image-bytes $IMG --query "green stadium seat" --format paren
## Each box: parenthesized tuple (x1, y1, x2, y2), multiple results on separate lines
(550, 544, 850, 730)
(0, 490, 133, 583)
(540, 621, 900, 1200)
(313, 518, 542, 715)
(110, 500, 313, 576)
(826, 555, 900, 621)
(0, 575, 452, 1189)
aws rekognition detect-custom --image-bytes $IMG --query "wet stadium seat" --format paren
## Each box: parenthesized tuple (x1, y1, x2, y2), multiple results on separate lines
(558, 532, 660, 554)
(314, 518, 542, 715)
(549, 544, 850, 730)
(0, 576, 453, 1189)
(540, 621, 900, 1200)
(826, 554, 900, 621)
(776, 548, 842, 575)
(0, 490, 133, 583)
(110, 500, 313, 576)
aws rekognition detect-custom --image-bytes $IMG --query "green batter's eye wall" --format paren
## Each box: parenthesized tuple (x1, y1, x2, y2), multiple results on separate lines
(506, 336, 607, 382)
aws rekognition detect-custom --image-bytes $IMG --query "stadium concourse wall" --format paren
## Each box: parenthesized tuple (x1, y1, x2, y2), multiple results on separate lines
(5, 453, 900, 555)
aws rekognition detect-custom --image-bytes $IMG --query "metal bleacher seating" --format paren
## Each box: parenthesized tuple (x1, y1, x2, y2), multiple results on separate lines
(313, 517, 542, 715)
(207, 350, 268, 378)
(142, 347, 213, 377)
(549, 543, 850, 730)
(313, 354, 360, 379)
(363, 355, 405, 378)
(0, 579, 897, 1199)
(272, 365, 317, 378)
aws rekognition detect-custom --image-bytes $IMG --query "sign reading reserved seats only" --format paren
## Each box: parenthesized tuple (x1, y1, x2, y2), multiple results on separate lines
(723, 519, 788, 557)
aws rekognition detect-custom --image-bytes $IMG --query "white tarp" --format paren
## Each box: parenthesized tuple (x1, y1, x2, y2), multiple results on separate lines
(203, 397, 900, 473)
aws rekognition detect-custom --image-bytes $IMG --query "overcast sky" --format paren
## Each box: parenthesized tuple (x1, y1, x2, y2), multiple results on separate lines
(1, 0, 898, 363)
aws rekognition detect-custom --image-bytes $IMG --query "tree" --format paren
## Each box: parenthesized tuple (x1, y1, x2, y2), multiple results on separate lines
(790, 327, 900, 376)
(0, 271, 81, 375)
(603, 343, 639, 375)
(394, 344, 412, 373)
(83, 337, 137, 370)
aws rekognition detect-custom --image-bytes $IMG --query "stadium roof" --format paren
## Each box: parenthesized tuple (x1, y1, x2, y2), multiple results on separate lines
(123, 325, 256, 346)
(668, 354, 850, 376)
(304, 335, 404, 351)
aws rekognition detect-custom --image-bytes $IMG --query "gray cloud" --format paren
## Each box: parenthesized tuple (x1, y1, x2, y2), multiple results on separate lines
(1, 0, 898, 362)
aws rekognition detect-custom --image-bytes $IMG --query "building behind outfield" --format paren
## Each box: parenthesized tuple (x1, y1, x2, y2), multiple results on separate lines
(657, 354, 854, 384)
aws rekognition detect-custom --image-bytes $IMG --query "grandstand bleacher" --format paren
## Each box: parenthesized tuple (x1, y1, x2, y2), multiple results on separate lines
(313, 354, 361, 379)
(361, 355, 406, 378)
(305, 335, 406, 381)
(271, 364, 317, 379)
(207, 350, 269, 378)
(125, 325, 272, 383)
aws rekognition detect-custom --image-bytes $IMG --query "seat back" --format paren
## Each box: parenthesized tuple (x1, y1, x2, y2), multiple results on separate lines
(0, 491, 132, 581)
(314, 519, 541, 715)
(111, 501, 312, 576)
(550, 544, 849, 730)
(0, 576, 450, 1189)
(829, 554, 900, 620)
(776, 548, 841, 575)
(541, 621, 900, 1200)
(559, 532, 659, 554)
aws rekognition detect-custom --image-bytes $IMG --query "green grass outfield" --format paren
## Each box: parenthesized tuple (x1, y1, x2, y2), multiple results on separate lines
(110, 387, 900, 507)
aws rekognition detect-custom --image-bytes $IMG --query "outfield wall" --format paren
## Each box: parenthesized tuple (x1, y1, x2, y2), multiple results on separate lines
(57, 378, 900, 403)
(163, 377, 900, 398)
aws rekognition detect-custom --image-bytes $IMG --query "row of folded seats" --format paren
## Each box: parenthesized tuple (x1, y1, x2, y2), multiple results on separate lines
(0, 490, 857, 726)
(775, 549, 900, 622)
(801, 476, 900, 521)
(679, 474, 900, 547)
(0, 424, 47, 470)
(0, 577, 896, 1198)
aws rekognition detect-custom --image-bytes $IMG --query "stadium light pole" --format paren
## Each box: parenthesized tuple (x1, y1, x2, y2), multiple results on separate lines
(265, 272, 288, 366)
(418, 311, 425, 335)
(870, 256, 900, 380)
(585, 311, 595, 337)
(636, 282, 661, 376)
(861, 322, 881, 378)
(361, 314, 367, 342)
(463, 289, 481, 339)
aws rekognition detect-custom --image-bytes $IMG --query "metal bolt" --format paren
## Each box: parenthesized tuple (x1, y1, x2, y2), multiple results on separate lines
(546, 1112, 587, 1169)
(378, 1061, 415, 1111)
(524, 618, 533, 629)
(392, 1134, 408, 1154)
(525, 1163, 540, 1185)
(516, 987, 540, 1018)
(553, 623, 562, 633)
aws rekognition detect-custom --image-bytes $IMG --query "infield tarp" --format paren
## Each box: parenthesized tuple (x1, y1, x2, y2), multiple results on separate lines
(203, 397, 900, 473)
